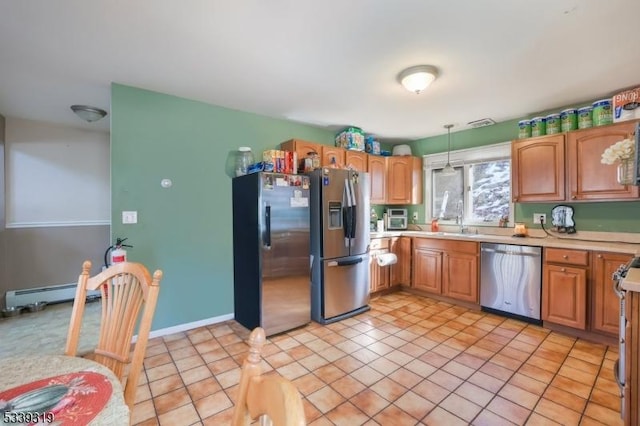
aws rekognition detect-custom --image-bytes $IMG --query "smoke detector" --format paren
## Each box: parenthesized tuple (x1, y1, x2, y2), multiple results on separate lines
(467, 118, 496, 128)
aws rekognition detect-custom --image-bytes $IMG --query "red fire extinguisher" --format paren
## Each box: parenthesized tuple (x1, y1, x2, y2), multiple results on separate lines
(103, 238, 133, 298)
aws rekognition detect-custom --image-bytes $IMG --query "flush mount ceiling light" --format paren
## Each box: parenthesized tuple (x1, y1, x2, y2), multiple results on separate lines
(441, 124, 457, 176)
(70, 105, 107, 122)
(398, 65, 438, 94)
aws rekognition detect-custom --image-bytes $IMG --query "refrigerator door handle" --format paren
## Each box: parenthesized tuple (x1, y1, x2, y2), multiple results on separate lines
(263, 205, 272, 250)
(328, 257, 363, 267)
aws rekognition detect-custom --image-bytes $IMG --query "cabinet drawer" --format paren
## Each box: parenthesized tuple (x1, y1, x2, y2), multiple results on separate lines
(545, 248, 589, 266)
(370, 238, 390, 250)
(414, 238, 478, 255)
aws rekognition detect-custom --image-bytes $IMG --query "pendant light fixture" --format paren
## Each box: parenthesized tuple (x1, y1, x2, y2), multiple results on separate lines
(441, 124, 456, 175)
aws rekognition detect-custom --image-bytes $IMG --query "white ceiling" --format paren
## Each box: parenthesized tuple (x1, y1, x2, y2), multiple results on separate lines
(1, 0, 639, 142)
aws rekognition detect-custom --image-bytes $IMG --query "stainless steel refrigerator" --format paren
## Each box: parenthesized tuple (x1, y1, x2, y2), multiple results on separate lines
(309, 168, 370, 324)
(232, 172, 311, 336)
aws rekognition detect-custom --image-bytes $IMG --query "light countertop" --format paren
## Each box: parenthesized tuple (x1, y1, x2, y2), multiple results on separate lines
(370, 228, 640, 255)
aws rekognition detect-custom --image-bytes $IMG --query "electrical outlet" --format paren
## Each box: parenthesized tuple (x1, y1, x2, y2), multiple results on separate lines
(533, 213, 546, 224)
(412, 212, 419, 221)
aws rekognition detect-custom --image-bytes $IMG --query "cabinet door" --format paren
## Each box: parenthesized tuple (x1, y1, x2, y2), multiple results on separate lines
(512, 135, 565, 202)
(369, 250, 390, 293)
(390, 237, 411, 286)
(322, 146, 346, 168)
(592, 251, 632, 335)
(368, 155, 387, 205)
(567, 121, 639, 201)
(345, 151, 368, 172)
(387, 157, 412, 204)
(412, 249, 442, 294)
(280, 139, 322, 172)
(542, 264, 587, 329)
(443, 251, 478, 303)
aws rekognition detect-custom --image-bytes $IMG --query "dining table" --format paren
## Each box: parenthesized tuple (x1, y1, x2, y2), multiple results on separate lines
(0, 355, 129, 425)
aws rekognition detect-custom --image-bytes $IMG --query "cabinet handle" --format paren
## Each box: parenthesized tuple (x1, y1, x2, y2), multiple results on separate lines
(597, 254, 603, 258)
(571, 195, 577, 200)
(563, 255, 568, 259)
(561, 268, 566, 272)
(512, 197, 518, 202)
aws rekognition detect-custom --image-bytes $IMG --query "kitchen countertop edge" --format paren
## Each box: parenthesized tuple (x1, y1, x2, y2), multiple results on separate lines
(370, 231, 640, 255)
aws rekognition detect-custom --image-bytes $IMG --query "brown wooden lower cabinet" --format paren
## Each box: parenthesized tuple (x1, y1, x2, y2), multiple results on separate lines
(412, 248, 442, 294)
(542, 263, 587, 330)
(390, 237, 411, 286)
(411, 238, 478, 303)
(443, 251, 478, 303)
(370, 238, 390, 294)
(592, 251, 634, 336)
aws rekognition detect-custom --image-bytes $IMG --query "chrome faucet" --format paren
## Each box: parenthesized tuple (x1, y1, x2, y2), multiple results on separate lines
(456, 200, 468, 233)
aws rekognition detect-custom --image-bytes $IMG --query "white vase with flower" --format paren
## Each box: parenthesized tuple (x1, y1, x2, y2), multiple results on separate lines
(601, 138, 635, 185)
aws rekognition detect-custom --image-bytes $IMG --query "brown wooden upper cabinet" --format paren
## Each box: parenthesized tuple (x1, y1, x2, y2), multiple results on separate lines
(280, 139, 322, 172)
(567, 120, 639, 201)
(368, 155, 387, 205)
(345, 151, 368, 172)
(512, 134, 566, 202)
(368, 156, 422, 205)
(512, 119, 640, 203)
(387, 157, 413, 204)
(321, 146, 346, 168)
(281, 138, 422, 205)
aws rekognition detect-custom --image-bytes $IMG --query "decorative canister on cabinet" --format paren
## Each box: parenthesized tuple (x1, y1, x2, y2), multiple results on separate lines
(518, 120, 531, 138)
(530, 117, 546, 137)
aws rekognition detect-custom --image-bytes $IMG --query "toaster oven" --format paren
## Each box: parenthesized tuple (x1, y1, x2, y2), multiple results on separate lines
(386, 208, 408, 230)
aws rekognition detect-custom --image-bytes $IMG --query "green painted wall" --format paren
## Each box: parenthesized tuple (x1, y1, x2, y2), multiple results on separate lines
(111, 84, 334, 330)
(408, 117, 640, 231)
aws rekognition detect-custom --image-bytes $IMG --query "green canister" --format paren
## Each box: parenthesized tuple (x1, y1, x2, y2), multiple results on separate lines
(545, 113, 561, 134)
(530, 116, 546, 137)
(560, 108, 578, 131)
(518, 120, 531, 138)
(577, 106, 592, 129)
(592, 99, 613, 126)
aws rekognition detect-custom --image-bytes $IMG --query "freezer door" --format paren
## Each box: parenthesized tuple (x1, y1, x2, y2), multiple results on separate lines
(259, 174, 311, 335)
(322, 254, 370, 320)
(321, 169, 350, 259)
(348, 170, 370, 256)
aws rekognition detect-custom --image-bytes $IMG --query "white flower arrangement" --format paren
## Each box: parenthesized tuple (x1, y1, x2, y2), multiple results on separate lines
(601, 138, 635, 165)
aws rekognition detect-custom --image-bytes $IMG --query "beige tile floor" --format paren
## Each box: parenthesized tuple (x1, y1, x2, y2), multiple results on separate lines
(0, 292, 623, 425)
(130, 292, 622, 426)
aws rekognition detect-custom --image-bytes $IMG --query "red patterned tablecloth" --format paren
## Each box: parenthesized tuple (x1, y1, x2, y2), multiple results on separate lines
(0, 371, 112, 425)
(0, 355, 129, 425)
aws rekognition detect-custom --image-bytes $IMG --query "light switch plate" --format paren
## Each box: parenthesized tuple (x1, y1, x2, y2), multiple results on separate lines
(122, 211, 138, 224)
(412, 212, 419, 221)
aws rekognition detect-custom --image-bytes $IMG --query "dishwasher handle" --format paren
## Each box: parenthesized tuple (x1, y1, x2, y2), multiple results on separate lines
(481, 247, 540, 257)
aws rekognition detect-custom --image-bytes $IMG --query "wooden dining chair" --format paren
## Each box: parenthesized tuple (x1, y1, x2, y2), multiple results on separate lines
(231, 327, 306, 426)
(65, 260, 162, 411)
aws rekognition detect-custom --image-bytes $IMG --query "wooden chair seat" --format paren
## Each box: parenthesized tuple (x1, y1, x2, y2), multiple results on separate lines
(232, 327, 306, 426)
(65, 260, 162, 411)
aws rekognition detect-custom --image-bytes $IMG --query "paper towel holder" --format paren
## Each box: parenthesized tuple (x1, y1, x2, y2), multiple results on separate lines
(376, 253, 398, 267)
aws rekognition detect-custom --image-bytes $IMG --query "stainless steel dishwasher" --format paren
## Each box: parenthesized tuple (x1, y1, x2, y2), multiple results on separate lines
(480, 243, 542, 323)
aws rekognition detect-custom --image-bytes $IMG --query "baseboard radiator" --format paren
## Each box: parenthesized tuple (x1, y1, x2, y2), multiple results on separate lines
(5, 283, 101, 307)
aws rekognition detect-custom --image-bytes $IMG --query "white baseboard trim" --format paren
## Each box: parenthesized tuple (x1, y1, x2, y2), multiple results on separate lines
(132, 312, 235, 342)
(6, 220, 110, 229)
